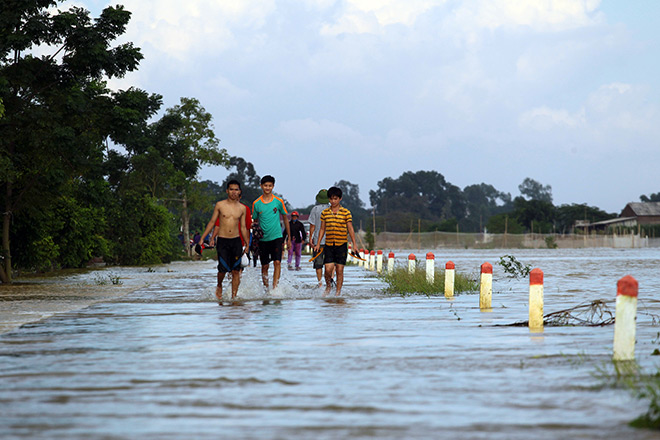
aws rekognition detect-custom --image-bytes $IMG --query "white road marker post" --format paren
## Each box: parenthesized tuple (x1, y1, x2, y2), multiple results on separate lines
(613, 275, 639, 361)
(425, 252, 435, 284)
(479, 262, 493, 310)
(376, 250, 383, 274)
(529, 268, 544, 332)
(408, 254, 416, 274)
(387, 252, 395, 274)
(369, 250, 376, 271)
(444, 261, 455, 298)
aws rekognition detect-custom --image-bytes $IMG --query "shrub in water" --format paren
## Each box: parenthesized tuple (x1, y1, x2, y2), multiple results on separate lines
(379, 266, 478, 296)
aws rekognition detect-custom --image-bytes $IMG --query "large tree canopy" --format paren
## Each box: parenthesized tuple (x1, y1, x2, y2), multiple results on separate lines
(0, 1, 143, 282)
(369, 170, 466, 226)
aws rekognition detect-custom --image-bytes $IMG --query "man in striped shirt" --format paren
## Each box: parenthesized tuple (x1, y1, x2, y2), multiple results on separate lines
(313, 186, 358, 296)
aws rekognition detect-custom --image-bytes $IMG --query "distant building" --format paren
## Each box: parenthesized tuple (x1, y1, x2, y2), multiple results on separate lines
(575, 202, 660, 232)
(620, 202, 660, 225)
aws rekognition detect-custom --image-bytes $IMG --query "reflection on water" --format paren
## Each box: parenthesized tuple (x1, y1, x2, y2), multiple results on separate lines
(1, 248, 660, 439)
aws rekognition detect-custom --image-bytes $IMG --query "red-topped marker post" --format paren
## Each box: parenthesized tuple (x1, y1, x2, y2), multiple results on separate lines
(408, 254, 416, 274)
(387, 252, 395, 274)
(376, 250, 383, 274)
(529, 268, 544, 331)
(613, 275, 639, 361)
(480, 262, 493, 310)
(426, 252, 435, 283)
(444, 261, 455, 298)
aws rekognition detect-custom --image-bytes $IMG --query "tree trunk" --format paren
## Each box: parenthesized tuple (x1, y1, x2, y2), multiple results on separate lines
(182, 192, 191, 257)
(1, 182, 12, 283)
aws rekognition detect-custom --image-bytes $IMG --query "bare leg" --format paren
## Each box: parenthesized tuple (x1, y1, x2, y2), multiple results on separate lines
(335, 264, 345, 296)
(261, 263, 270, 289)
(315, 268, 323, 286)
(231, 270, 241, 299)
(216, 272, 226, 301)
(273, 260, 282, 289)
(324, 263, 335, 295)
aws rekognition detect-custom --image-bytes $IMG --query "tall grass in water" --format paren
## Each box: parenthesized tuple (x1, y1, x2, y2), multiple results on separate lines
(596, 361, 660, 430)
(379, 266, 478, 296)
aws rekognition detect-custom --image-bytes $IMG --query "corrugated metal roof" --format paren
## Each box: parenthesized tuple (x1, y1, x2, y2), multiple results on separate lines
(625, 202, 660, 216)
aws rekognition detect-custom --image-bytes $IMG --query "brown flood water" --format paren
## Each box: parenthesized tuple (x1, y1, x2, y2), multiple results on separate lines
(1, 248, 659, 439)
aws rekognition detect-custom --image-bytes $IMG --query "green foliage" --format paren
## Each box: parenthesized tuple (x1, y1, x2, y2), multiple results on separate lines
(106, 193, 179, 265)
(220, 156, 262, 204)
(462, 183, 512, 231)
(0, 2, 143, 282)
(518, 177, 553, 203)
(596, 361, 660, 430)
(545, 236, 558, 249)
(11, 191, 108, 272)
(369, 170, 466, 230)
(380, 266, 478, 296)
(512, 196, 555, 233)
(498, 255, 531, 279)
(554, 203, 615, 233)
(364, 228, 374, 250)
(486, 214, 524, 234)
(640, 192, 660, 203)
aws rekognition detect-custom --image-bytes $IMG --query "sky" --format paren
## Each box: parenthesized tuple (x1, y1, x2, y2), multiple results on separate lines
(69, 0, 659, 213)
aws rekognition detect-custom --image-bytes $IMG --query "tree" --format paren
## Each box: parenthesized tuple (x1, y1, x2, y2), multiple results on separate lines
(164, 98, 228, 255)
(486, 213, 525, 234)
(462, 183, 512, 232)
(334, 180, 365, 213)
(512, 197, 555, 233)
(640, 192, 660, 202)
(220, 156, 262, 205)
(554, 204, 614, 233)
(0, 2, 142, 283)
(518, 178, 553, 203)
(369, 170, 466, 231)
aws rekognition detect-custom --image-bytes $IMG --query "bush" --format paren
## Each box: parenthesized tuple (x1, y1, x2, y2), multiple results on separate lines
(379, 266, 478, 296)
(106, 192, 179, 265)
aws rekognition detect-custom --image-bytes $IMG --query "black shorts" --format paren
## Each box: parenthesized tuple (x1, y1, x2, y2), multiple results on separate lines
(258, 238, 283, 265)
(313, 247, 325, 269)
(216, 237, 243, 273)
(324, 243, 348, 265)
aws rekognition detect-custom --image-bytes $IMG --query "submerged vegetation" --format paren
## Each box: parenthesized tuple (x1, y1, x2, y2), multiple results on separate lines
(379, 266, 478, 296)
(596, 361, 660, 431)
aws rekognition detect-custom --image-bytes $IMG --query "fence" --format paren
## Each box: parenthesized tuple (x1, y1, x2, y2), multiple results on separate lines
(368, 231, 658, 250)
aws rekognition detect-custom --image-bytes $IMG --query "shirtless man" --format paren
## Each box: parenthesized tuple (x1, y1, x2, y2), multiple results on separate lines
(200, 180, 249, 301)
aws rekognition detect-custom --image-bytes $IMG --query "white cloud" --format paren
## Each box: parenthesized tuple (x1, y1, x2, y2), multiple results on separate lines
(112, 0, 276, 60)
(454, 0, 603, 32)
(320, 0, 438, 36)
(586, 83, 659, 133)
(519, 106, 585, 130)
(519, 82, 660, 149)
(278, 118, 364, 144)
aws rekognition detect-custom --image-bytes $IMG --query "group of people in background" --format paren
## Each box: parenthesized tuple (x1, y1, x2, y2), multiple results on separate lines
(200, 175, 358, 302)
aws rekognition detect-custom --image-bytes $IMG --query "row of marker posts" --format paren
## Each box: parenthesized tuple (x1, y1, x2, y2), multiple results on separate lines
(347, 245, 640, 362)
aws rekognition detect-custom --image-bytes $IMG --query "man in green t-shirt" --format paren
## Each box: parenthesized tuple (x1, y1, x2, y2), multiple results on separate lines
(251, 175, 291, 290)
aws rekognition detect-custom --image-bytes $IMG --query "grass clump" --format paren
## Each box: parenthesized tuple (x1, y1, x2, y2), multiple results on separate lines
(379, 266, 478, 297)
(595, 361, 660, 430)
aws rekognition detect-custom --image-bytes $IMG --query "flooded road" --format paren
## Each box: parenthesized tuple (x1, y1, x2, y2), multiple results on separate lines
(1, 248, 659, 439)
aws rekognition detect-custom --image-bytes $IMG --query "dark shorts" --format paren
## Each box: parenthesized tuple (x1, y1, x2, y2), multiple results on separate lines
(324, 243, 348, 266)
(313, 247, 326, 269)
(216, 237, 243, 273)
(258, 237, 283, 265)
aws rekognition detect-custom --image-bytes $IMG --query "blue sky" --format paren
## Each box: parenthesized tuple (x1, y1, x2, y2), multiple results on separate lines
(72, 0, 660, 213)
